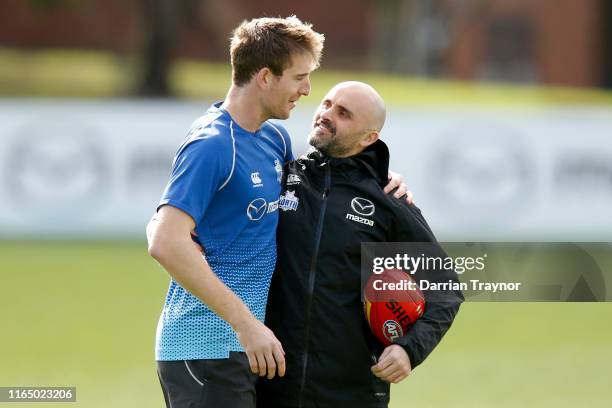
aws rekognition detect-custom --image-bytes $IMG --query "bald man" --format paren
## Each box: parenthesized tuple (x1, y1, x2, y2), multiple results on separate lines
(256, 82, 463, 408)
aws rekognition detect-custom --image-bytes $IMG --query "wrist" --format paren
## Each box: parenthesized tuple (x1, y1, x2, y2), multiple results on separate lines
(229, 309, 256, 333)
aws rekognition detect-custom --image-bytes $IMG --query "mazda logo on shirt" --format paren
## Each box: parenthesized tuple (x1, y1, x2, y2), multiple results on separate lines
(351, 197, 375, 216)
(247, 198, 268, 221)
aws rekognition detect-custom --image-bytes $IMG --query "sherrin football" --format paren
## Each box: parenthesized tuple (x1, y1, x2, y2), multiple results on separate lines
(363, 269, 425, 346)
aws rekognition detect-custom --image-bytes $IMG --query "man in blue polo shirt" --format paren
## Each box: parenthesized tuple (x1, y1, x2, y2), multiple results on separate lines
(147, 17, 324, 407)
(155, 103, 293, 358)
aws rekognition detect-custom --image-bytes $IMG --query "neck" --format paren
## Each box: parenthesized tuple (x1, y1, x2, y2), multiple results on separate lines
(332, 147, 364, 158)
(318, 145, 365, 159)
(220, 84, 268, 132)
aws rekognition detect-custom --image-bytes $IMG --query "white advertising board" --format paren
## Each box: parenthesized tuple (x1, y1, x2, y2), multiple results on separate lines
(1, 99, 611, 240)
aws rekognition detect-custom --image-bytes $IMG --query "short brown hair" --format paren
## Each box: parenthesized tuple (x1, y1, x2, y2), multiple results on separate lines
(230, 16, 325, 86)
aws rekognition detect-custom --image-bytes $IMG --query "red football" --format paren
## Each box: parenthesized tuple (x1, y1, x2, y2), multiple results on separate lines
(363, 269, 425, 346)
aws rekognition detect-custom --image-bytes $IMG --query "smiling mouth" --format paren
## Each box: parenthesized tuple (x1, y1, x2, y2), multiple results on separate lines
(314, 121, 336, 136)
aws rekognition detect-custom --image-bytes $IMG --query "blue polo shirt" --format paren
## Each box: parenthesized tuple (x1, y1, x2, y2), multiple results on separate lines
(155, 102, 293, 360)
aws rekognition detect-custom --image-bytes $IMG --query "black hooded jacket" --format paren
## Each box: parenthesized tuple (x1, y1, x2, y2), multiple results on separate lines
(257, 140, 463, 408)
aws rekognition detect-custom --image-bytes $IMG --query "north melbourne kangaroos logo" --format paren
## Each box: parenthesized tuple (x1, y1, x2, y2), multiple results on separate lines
(279, 190, 299, 211)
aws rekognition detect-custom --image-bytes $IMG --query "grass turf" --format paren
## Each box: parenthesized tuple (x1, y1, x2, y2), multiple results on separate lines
(0, 241, 610, 407)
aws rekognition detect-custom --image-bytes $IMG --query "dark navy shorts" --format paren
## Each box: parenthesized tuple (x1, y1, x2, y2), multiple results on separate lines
(157, 352, 258, 408)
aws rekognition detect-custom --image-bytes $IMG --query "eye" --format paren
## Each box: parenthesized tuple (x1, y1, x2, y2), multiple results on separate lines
(322, 100, 331, 108)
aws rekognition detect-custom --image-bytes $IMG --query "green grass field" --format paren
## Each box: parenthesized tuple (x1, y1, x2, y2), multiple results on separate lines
(1, 241, 611, 407)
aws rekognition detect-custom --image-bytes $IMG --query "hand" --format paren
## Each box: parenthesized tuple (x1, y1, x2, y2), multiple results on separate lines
(384, 171, 414, 204)
(235, 317, 286, 379)
(371, 344, 412, 383)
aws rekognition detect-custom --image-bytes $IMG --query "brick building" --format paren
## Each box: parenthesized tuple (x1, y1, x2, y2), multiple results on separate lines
(0, 0, 610, 88)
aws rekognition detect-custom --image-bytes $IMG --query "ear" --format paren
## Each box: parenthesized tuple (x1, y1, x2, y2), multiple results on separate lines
(360, 131, 380, 148)
(255, 67, 273, 89)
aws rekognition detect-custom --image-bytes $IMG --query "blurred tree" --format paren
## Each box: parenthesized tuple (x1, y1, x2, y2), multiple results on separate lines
(21, 0, 277, 97)
(604, 0, 612, 89)
(137, 0, 240, 97)
(138, 0, 178, 97)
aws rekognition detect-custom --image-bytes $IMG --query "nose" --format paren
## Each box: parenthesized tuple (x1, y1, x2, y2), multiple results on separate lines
(300, 77, 311, 96)
(320, 105, 332, 121)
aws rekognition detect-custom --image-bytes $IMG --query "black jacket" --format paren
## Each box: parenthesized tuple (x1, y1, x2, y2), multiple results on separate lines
(257, 141, 463, 408)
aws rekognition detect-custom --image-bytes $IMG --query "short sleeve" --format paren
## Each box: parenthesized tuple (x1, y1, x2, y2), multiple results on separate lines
(158, 135, 233, 225)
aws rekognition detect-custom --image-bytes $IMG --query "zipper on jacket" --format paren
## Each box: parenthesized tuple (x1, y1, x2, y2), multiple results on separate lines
(297, 163, 331, 408)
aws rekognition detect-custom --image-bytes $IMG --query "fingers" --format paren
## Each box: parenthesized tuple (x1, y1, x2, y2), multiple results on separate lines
(388, 365, 411, 383)
(371, 355, 393, 375)
(375, 363, 402, 380)
(261, 341, 286, 379)
(272, 345, 286, 377)
(238, 322, 285, 379)
(265, 336, 285, 378)
(373, 344, 395, 370)
(378, 345, 393, 362)
(383, 180, 398, 194)
(274, 336, 285, 355)
(405, 190, 414, 205)
(373, 361, 411, 383)
(384, 171, 400, 194)
(263, 351, 277, 379)
(372, 345, 412, 383)
(393, 182, 408, 198)
(246, 351, 258, 375)
(255, 352, 267, 377)
(385, 170, 415, 202)
(388, 371, 409, 384)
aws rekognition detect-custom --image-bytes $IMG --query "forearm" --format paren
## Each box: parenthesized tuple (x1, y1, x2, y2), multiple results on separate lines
(395, 300, 461, 368)
(148, 222, 254, 331)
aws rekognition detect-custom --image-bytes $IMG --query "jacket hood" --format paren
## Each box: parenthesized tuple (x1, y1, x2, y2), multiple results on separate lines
(303, 140, 390, 186)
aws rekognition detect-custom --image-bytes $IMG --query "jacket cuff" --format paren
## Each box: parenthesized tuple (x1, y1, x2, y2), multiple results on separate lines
(394, 338, 423, 369)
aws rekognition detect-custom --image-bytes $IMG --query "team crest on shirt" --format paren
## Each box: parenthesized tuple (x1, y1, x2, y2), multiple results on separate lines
(279, 190, 299, 211)
(274, 159, 283, 183)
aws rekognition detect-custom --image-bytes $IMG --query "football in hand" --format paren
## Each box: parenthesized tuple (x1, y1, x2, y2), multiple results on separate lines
(363, 269, 425, 346)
